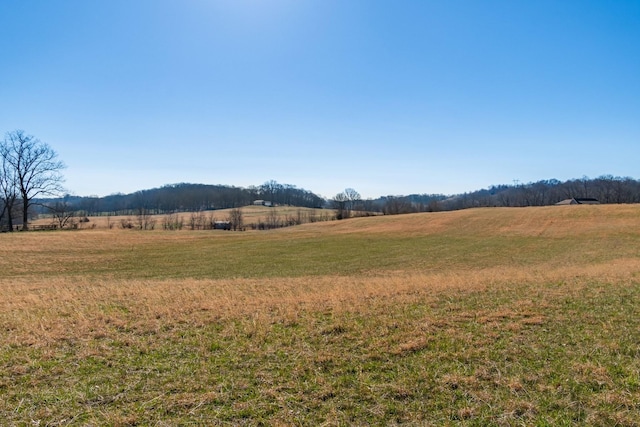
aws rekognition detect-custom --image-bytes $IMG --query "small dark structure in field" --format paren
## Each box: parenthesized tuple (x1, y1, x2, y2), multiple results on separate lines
(555, 198, 600, 205)
(213, 221, 231, 230)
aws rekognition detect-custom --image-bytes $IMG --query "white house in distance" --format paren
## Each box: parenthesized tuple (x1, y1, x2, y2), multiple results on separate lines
(253, 200, 273, 207)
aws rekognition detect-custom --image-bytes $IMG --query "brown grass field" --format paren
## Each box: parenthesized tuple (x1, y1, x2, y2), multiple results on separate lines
(32, 205, 336, 230)
(2, 205, 640, 425)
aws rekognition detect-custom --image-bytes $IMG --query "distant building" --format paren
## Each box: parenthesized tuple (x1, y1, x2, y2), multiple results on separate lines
(253, 200, 273, 207)
(555, 198, 600, 205)
(213, 221, 231, 230)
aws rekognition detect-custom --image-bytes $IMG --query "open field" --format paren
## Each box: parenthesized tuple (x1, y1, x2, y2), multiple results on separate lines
(2, 205, 640, 425)
(32, 205, 337, 231)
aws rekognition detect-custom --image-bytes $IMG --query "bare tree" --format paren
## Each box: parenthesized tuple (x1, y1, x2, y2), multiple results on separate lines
(382, 196, 414, 215)
(162, 213, 183, 230)
(344, 188, 361, 206)
(136, 207, 156, 230)
(1, 131, 65, 230)
(333, 188, 361, 219)
(48, 199, 76, 229)
(228, 208, 243, 231)
(266, 208, 279, 229)
(260, 180, 282, 206)
(0, 152, 19, 231)
(189, 211, 207, 230)
(332, 191, 349, 219)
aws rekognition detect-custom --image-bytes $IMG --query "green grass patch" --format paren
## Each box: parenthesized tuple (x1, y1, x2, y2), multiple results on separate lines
(3, 280, 639, 425)
(2, 227, 639, 280)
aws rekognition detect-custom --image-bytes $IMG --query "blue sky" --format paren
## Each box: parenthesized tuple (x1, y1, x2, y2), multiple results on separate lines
(1, 0, 638, 199)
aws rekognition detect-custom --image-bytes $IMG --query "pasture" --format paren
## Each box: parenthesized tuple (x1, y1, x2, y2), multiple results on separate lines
(1, 205, 640, 425)
(32, 205, 336, 231)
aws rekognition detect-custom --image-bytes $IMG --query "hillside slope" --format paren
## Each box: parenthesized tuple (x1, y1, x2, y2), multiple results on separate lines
(288, 204, 640, 238)
(4, 205, 640, 281)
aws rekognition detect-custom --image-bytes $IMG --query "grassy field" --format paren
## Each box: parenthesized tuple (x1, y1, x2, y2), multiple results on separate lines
(2, 205, 640, 425)
(33, 205, 336, 231)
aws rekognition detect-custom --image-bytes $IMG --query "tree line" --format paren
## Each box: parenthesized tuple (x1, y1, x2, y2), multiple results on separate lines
(30, 175, 640, 227)
(365, 176, 640, 215)
(4, 130, 640, 230)
(38, 180, 326, 218)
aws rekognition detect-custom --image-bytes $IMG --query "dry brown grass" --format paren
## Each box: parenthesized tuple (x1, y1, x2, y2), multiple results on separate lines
(32, 205, 333, 230)
(29, 203, 640, 238)
(292, 204, 640, 237)
(2, 257, 638, 348)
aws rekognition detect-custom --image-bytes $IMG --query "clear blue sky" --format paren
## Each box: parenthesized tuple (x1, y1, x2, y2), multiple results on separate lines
(1, 0, 638, 199)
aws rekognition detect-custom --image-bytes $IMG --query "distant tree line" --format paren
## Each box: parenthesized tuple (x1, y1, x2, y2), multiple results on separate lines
(24, 175, 640, 227)
(48, 175, 640, 222)
(34, 180, 326, 217)
(437, 176, 640, 211)
(367, 176, 640, 215)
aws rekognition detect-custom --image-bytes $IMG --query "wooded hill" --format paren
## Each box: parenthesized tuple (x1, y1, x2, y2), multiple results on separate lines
(371, 175, 640, 214)
(36, 181, 326, 216)
(28, 175, 640, 219)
